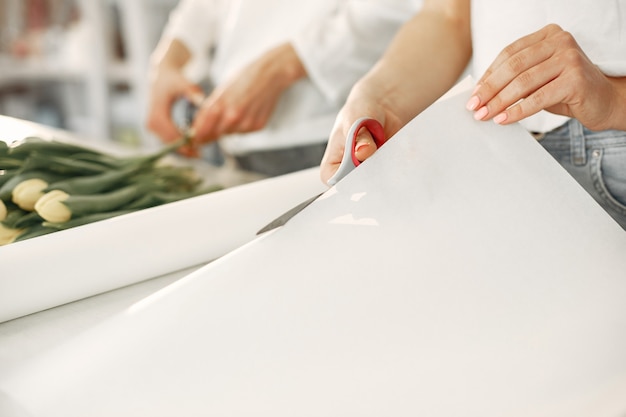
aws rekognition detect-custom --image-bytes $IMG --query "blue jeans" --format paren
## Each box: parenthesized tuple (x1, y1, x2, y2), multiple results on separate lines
(538, 119, 626, 230)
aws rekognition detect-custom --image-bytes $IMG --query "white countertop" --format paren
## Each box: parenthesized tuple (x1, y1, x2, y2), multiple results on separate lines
(0, 265, 201, 377)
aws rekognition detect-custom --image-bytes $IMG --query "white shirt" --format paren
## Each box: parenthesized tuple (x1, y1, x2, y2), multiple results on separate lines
(162, 0, 420, 155)
(471, 0, 626, 133)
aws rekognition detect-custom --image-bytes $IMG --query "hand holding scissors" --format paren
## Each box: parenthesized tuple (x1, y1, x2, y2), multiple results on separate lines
(327, 117, 387, 186)
(257, 117, 387, 234)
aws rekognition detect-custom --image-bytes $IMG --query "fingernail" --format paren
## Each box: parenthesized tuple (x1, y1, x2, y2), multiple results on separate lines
(493, 112, 508, 124)
(355, 142, 368, 153)
(190, 93, 205, 106)
(466, 96, 480, 111)
(474, 106, 488, 120)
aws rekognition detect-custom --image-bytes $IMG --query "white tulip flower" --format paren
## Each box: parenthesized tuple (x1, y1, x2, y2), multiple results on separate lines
(12, 178, 49, 211)
(35, 190, 72, 223)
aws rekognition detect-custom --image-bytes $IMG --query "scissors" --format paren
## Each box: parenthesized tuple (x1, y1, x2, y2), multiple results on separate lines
(327, 117, 386, 185)
(170, 97, 201, 154)
(257, 117, 386, 234)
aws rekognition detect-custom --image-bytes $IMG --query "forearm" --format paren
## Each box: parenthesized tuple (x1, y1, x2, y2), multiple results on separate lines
(150, 38, 192, 72)
(359, 4, 472, 126)
(266, 43, 308, 89)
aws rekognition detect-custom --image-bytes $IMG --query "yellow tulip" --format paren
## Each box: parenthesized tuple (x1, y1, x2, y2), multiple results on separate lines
(0, 223, 24, 246)
(0, 199, 7, 221)
(12, 178, 49, 211)
(35, 190, 72, 223)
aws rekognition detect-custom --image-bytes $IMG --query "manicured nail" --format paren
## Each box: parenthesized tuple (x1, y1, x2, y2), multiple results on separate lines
(474, 106, 488, 120)
(493, 112, 508, 124)
(355, 142, 368, 153)
(466, 96, 480, 111)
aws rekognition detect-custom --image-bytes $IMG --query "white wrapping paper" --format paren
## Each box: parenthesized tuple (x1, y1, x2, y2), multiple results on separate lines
(2, 86, 626, 416)
(0, 116, 327, 323)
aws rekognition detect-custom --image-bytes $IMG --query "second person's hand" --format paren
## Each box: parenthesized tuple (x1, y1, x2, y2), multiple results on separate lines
(145, 37, 206, 157)
(191, 43, 307, 146)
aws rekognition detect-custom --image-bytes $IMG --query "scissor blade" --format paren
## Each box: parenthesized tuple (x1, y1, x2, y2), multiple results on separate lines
(256, 193, 322, 235)
(257, 118, 385, 235)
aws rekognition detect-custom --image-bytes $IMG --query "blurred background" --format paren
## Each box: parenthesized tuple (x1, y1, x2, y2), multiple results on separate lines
(0, 0, 178, 149)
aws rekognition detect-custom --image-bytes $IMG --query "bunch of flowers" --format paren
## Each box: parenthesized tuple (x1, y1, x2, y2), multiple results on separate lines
(0, 137, 221, 245)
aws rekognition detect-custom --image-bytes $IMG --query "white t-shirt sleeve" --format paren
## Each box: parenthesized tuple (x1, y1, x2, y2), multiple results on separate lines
(160, 0, 221, 63)
(291, 0, 421, 105)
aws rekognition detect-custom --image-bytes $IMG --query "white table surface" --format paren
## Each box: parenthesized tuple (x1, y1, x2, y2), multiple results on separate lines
(0, 265, 202, 377)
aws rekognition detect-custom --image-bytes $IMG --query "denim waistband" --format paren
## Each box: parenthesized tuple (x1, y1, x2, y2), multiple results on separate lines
(536, 119, 626, 166)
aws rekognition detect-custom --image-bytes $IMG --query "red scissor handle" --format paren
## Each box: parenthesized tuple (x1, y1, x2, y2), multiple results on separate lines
(327, 117, 386, 186)
(348, 117, 386, 166)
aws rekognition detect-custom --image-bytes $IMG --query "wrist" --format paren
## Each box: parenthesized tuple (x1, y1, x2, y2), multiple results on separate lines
(608, 76, 626, 131)
(151, 38, 191, 71)
(267, 43, 307, 88)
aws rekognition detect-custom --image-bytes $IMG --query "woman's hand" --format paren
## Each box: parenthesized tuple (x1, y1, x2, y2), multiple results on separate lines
(467, 24, 626, 131)
(191, 43, 306, 146)
(320, 0, 472, 184)
(146, 39, 204, 157)
(320, 78, 404, 184)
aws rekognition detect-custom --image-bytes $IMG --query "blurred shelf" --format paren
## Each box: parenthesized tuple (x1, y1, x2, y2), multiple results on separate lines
(0, 0, 177, 147)
(0, 57, 85, 86)
(0, 57, 133, 87)
(107, 61, 133, 85)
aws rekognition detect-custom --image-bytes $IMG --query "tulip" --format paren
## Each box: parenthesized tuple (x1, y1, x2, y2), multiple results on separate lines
(0, 133, 217, 246)
(12, 178, 49, 211)
(0, 223, 24, 246)
(0, 199, 6, 221)
(35, 190, 71, 223)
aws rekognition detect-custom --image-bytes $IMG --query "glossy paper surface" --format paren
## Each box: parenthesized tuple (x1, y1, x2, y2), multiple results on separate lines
(2, 88, 626, 416)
